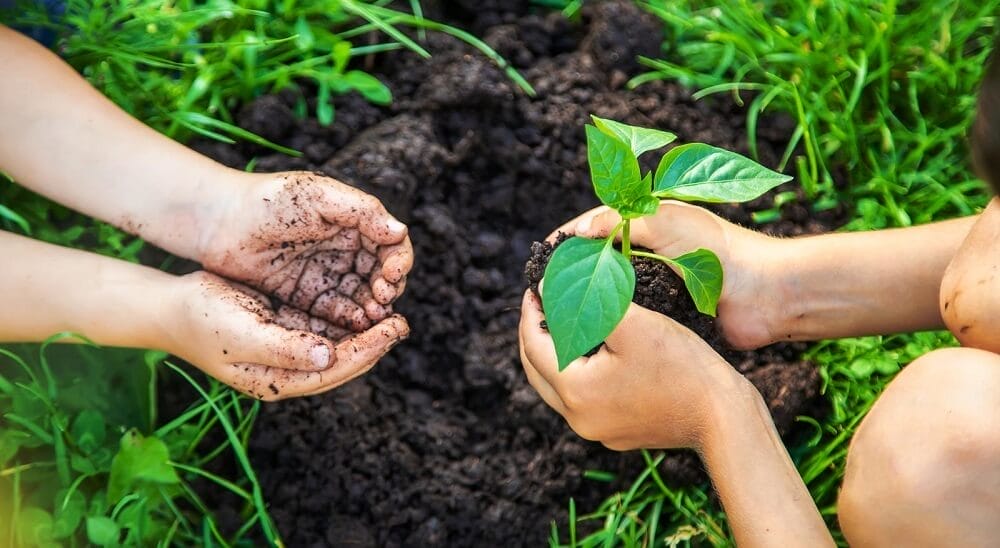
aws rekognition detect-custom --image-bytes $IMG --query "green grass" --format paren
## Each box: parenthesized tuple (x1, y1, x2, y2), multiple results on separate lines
(0, 338, 278, 546)
(551, 0, 998, 546)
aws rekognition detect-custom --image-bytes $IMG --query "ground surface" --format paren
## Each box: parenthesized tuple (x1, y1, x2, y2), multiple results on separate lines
(193, 1, 845, 545)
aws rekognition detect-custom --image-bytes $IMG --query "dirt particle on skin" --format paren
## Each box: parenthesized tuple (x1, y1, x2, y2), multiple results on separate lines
(269, 383, 280, 395)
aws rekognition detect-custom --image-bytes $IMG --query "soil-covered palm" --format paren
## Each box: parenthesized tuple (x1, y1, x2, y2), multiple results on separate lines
(170, 271, 409, 401)
(200, 171, 413, 335)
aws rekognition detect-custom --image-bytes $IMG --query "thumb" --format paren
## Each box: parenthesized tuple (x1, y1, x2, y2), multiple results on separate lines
(319, 183, 408, 246)
(573, 205, 665, 249)
(573, 207, 622, 239)
(232, 319, 337, 371)
(603, 303, 677, 353)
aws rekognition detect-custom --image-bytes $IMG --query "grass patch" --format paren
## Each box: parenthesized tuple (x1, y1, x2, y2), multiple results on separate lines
(0, 338, 278, 545)
(551, 0, 998, 545)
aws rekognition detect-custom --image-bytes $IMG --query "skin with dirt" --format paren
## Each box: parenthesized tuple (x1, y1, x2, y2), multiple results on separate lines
(189, 1, 845, 545)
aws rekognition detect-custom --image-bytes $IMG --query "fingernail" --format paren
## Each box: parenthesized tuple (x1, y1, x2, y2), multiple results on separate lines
(386, 218, 407, 235)
(575, 216, 592, 235)
(310, 344, 331, 370)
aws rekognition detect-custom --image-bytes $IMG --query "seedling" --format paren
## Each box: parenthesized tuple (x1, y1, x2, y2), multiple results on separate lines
(542, 116, 792, 369)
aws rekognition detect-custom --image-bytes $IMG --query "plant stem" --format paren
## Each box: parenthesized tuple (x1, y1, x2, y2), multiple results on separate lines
(622, 220, 631, 260)
(631, 249, 674, 266)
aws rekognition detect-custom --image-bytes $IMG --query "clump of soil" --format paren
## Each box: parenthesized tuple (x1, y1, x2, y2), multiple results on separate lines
(191, 1, 845, 546)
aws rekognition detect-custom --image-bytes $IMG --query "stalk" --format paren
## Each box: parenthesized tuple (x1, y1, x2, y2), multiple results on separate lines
(622, 220, 632, 260)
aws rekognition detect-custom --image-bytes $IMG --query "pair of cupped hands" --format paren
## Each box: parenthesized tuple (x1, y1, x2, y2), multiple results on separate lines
(181, 170, 772, 453)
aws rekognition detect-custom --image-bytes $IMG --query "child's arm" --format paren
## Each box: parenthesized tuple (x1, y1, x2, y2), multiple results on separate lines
(0, 230, 408, 400)
(519, 292, 835, 548)
(0, 24, 230, 260)
(574, 202, 979, 348)
(0, 24, 412, 326)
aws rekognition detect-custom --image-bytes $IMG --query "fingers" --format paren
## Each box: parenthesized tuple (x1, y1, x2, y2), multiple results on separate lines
(518, 290, 587, 387)
(221, 314, 409, 400)
(518, 294, 567, 414)
(229, 315, 336, 372)
(318, 182, 408, 246)
(603, 303, 671, 353)
(378, 236, 413, 284)
(370, 236, 413, 304)
(572, 201, 722, 258)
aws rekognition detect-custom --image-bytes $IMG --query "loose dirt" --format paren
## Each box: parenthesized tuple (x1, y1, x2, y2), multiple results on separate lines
(192, 1, 845, 545)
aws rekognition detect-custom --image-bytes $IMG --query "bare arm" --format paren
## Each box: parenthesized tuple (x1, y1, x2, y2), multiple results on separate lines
(770, 215, 977, 342)
(0, 230, 169, 348)
(701, 379, 832, 547)
(0, 24, 232, 261)
(574, 203, 978, 348)
(0, 230, 409, 400)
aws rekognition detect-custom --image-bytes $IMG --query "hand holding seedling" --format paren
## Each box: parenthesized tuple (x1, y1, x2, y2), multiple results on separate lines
(569, 202, 785, 350)
(520, 289, 739, 449)
(541, 116, 791, 369)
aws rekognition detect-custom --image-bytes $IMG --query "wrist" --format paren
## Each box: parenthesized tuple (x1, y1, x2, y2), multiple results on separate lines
(720, 228, 794, 348)
(86, 259, 177, 351)
(132, 163, 244, 263)
(187, 166, 248, 264)
(696, 371, 768, 454)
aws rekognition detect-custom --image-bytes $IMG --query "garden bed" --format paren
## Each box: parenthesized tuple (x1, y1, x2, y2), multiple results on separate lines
(193, 1, 845, 545)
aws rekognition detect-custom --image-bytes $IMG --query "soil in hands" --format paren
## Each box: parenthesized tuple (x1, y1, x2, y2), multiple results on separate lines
(191, 1, 846, 545)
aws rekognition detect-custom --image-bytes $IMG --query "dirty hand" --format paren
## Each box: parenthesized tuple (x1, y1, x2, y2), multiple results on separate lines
(567, 202, 783, 350)
(200, 170, 412, 330)
(519, 289, 749, 450)
(163, 271, 409, 400)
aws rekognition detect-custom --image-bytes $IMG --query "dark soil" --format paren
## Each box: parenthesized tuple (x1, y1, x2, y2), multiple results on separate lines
(190, 1, 846, 545)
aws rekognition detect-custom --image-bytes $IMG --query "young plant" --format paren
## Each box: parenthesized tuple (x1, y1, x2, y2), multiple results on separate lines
(542, 116, 791, 369)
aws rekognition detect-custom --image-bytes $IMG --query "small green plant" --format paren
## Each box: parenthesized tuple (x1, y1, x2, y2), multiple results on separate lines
(541, 116, 791, 369)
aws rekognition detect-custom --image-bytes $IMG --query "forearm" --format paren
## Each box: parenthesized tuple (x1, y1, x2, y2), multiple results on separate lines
(0, 230, 171, 348)
(0, 25, 236, 261)
(765, 215, 978, 341)
(699, 376, 833, 547)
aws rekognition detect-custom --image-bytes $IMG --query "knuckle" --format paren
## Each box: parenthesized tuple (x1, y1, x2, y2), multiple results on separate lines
(567, 416, 603, 442)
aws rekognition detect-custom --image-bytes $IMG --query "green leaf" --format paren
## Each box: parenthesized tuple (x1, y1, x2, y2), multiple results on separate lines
(316, 80, 334, 126)
(591, 116, 677, 156)
(653, 143, 792, 203)
(86, 516, 119, 546)
(106, 430, 179, 504)
(293, 16, 315, 51)
(18, 507, 55, 546)
(342, 71, 392, 105)
(618, 174, 659, 218)
(52, 489, 86, 539)
(664, 249, 723, 316)
(586, 125, 647, 214)
(71, 410, 106, 455)
(542, 237, 635, 370)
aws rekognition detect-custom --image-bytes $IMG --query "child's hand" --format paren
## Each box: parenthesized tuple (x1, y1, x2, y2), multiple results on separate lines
(569, 202, 785, 350)
(200, 171, 413, 328)
(163, 271, 409, 400)
(518, 289, 750, 450)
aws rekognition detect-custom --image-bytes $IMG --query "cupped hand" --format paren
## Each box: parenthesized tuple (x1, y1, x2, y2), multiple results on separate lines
(519, 289, 748, 450)
(563, 202, 785, 350)
(163, 271, 409, 400)
(200, 171, 413, 330)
